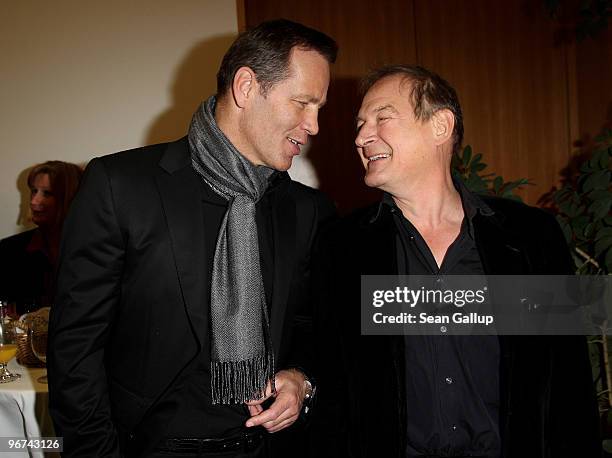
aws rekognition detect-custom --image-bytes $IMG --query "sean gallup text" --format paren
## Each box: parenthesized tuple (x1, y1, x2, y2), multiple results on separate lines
(372, 312, 494, 326)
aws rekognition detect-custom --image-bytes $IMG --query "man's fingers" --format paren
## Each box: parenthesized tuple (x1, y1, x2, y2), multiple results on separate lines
(246, 394, 301, 430)
(244, 381, 275, 406)
(244, 397, 268, 406)
(261, 408, 297, 430)
(244, 370, 305, 430)
(247, 404, 264, 416)
(245, 402, 282, 427)
(267, 416, 298, 433)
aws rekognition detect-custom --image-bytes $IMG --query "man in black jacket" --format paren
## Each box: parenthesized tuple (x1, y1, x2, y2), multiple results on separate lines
(313, 65, 599, 457)
(48, 20, 336, 457)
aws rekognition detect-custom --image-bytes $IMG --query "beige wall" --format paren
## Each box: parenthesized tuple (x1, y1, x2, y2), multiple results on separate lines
(0, 0, 239, 237)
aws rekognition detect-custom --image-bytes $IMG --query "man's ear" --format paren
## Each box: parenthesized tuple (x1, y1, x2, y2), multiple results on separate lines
(231, 66, 257, 108)
(431, 109, 455, 147)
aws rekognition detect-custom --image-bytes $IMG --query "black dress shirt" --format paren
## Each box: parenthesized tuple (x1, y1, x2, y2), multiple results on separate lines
(383, 183, 501, 457)
(148, 171, 283, 439)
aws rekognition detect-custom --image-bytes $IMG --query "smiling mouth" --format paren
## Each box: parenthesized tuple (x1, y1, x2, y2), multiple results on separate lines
(367, 153, 391, 162)
(287, 137, 303, 147)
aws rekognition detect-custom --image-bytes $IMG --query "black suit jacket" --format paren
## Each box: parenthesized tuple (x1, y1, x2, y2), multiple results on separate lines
(48, 137, 334, 457)
(312, 196, 600, 458)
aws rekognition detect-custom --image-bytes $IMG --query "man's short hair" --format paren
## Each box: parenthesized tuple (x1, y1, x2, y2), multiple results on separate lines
(361, 65, 464, 156)
(217, 19, 338, 97)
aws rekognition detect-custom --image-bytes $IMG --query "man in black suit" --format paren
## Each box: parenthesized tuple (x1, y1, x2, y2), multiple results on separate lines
(313, 65, 600, 457)
(48, 20, 337, 457)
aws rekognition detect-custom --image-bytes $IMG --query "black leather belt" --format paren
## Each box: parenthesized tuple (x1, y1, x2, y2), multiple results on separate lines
(415, 456, 489, 458)
(155, 430, 264, 454)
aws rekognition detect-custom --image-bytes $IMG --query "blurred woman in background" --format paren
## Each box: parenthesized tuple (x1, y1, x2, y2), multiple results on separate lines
(0, 161, 82, 312)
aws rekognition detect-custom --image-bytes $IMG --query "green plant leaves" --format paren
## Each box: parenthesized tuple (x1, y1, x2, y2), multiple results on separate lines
(589, 189, 611, 200)
(502, 178, 531, 196)
(546, 127, 611, 273)
(596, 148, 611, 169)
(453, 138, 610, 273)
(560, 200, 586, 218)
(589, 198, 612, 220)
(596, 227, 612, 241)
(583, 170, 611, 192)
(557, 216, 573, 243)
(572, 215, 590, 237)
(594, 235, 612, 258)
(452, 145, 530, 201)
(493, 176, 503, 193)
(462, 145, 472, 166)
(606, 247, 612, 271)
(594, 222, 612, 258)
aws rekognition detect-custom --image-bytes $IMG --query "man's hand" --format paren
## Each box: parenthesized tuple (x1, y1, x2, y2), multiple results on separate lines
(244, 368, 307, 433)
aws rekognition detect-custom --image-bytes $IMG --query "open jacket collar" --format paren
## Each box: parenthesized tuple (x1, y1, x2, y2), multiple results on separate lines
(155, 137, 295, 358)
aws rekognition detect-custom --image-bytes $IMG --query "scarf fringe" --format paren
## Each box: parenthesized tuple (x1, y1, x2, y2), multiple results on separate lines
(211, 352, 276, 405)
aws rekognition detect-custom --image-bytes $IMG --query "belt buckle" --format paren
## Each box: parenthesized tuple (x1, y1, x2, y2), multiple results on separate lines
(165, 438, 177, 451)
(220, 437, 241, 451)
(165, 438, 184, 452)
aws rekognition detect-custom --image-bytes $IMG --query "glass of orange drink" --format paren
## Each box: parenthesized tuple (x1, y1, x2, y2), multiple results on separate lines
(0, 302, 20, 383)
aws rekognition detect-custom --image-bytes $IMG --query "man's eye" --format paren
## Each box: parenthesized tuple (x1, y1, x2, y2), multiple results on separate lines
(377, 116, 390, 122)
(294, 100, 307, 108)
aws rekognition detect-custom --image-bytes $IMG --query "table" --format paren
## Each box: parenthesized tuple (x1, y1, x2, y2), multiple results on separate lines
(0, 359, 58, 458)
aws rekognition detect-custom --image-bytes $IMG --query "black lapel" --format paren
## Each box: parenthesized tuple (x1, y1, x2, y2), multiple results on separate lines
(155, 138, 207, 349)
(473, 210, 524, 456)
(498, 333, 515, 457)
(269, 187, 296, 358)
(358, 207, 405, 453)
(473, 212, 525, 275)
(359, 207, 398, 275)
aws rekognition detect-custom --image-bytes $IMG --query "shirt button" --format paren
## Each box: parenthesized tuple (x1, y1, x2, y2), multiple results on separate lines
(451, 425, 457, 431)
(445, 376, 453, 384)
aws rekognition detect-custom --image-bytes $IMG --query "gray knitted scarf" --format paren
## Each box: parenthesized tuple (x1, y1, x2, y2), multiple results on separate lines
(188, 96, 275, 405)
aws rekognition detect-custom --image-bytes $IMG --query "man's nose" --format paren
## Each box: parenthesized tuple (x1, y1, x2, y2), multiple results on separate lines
(303, 110, 320, 136)
(355, 125, 376, 148)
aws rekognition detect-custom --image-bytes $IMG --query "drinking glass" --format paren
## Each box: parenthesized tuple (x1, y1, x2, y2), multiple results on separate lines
(29, 326, 48, 383)
(0, 303, 21, 383)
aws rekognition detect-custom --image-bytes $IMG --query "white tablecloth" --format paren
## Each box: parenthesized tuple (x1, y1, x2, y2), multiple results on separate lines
(0, 359, 57, 458)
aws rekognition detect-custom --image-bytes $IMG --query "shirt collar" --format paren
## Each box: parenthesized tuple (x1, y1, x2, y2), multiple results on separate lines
(373, 178, 494, 227)
(266, 170, 289, 191)
(454, 178, 494, 219)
